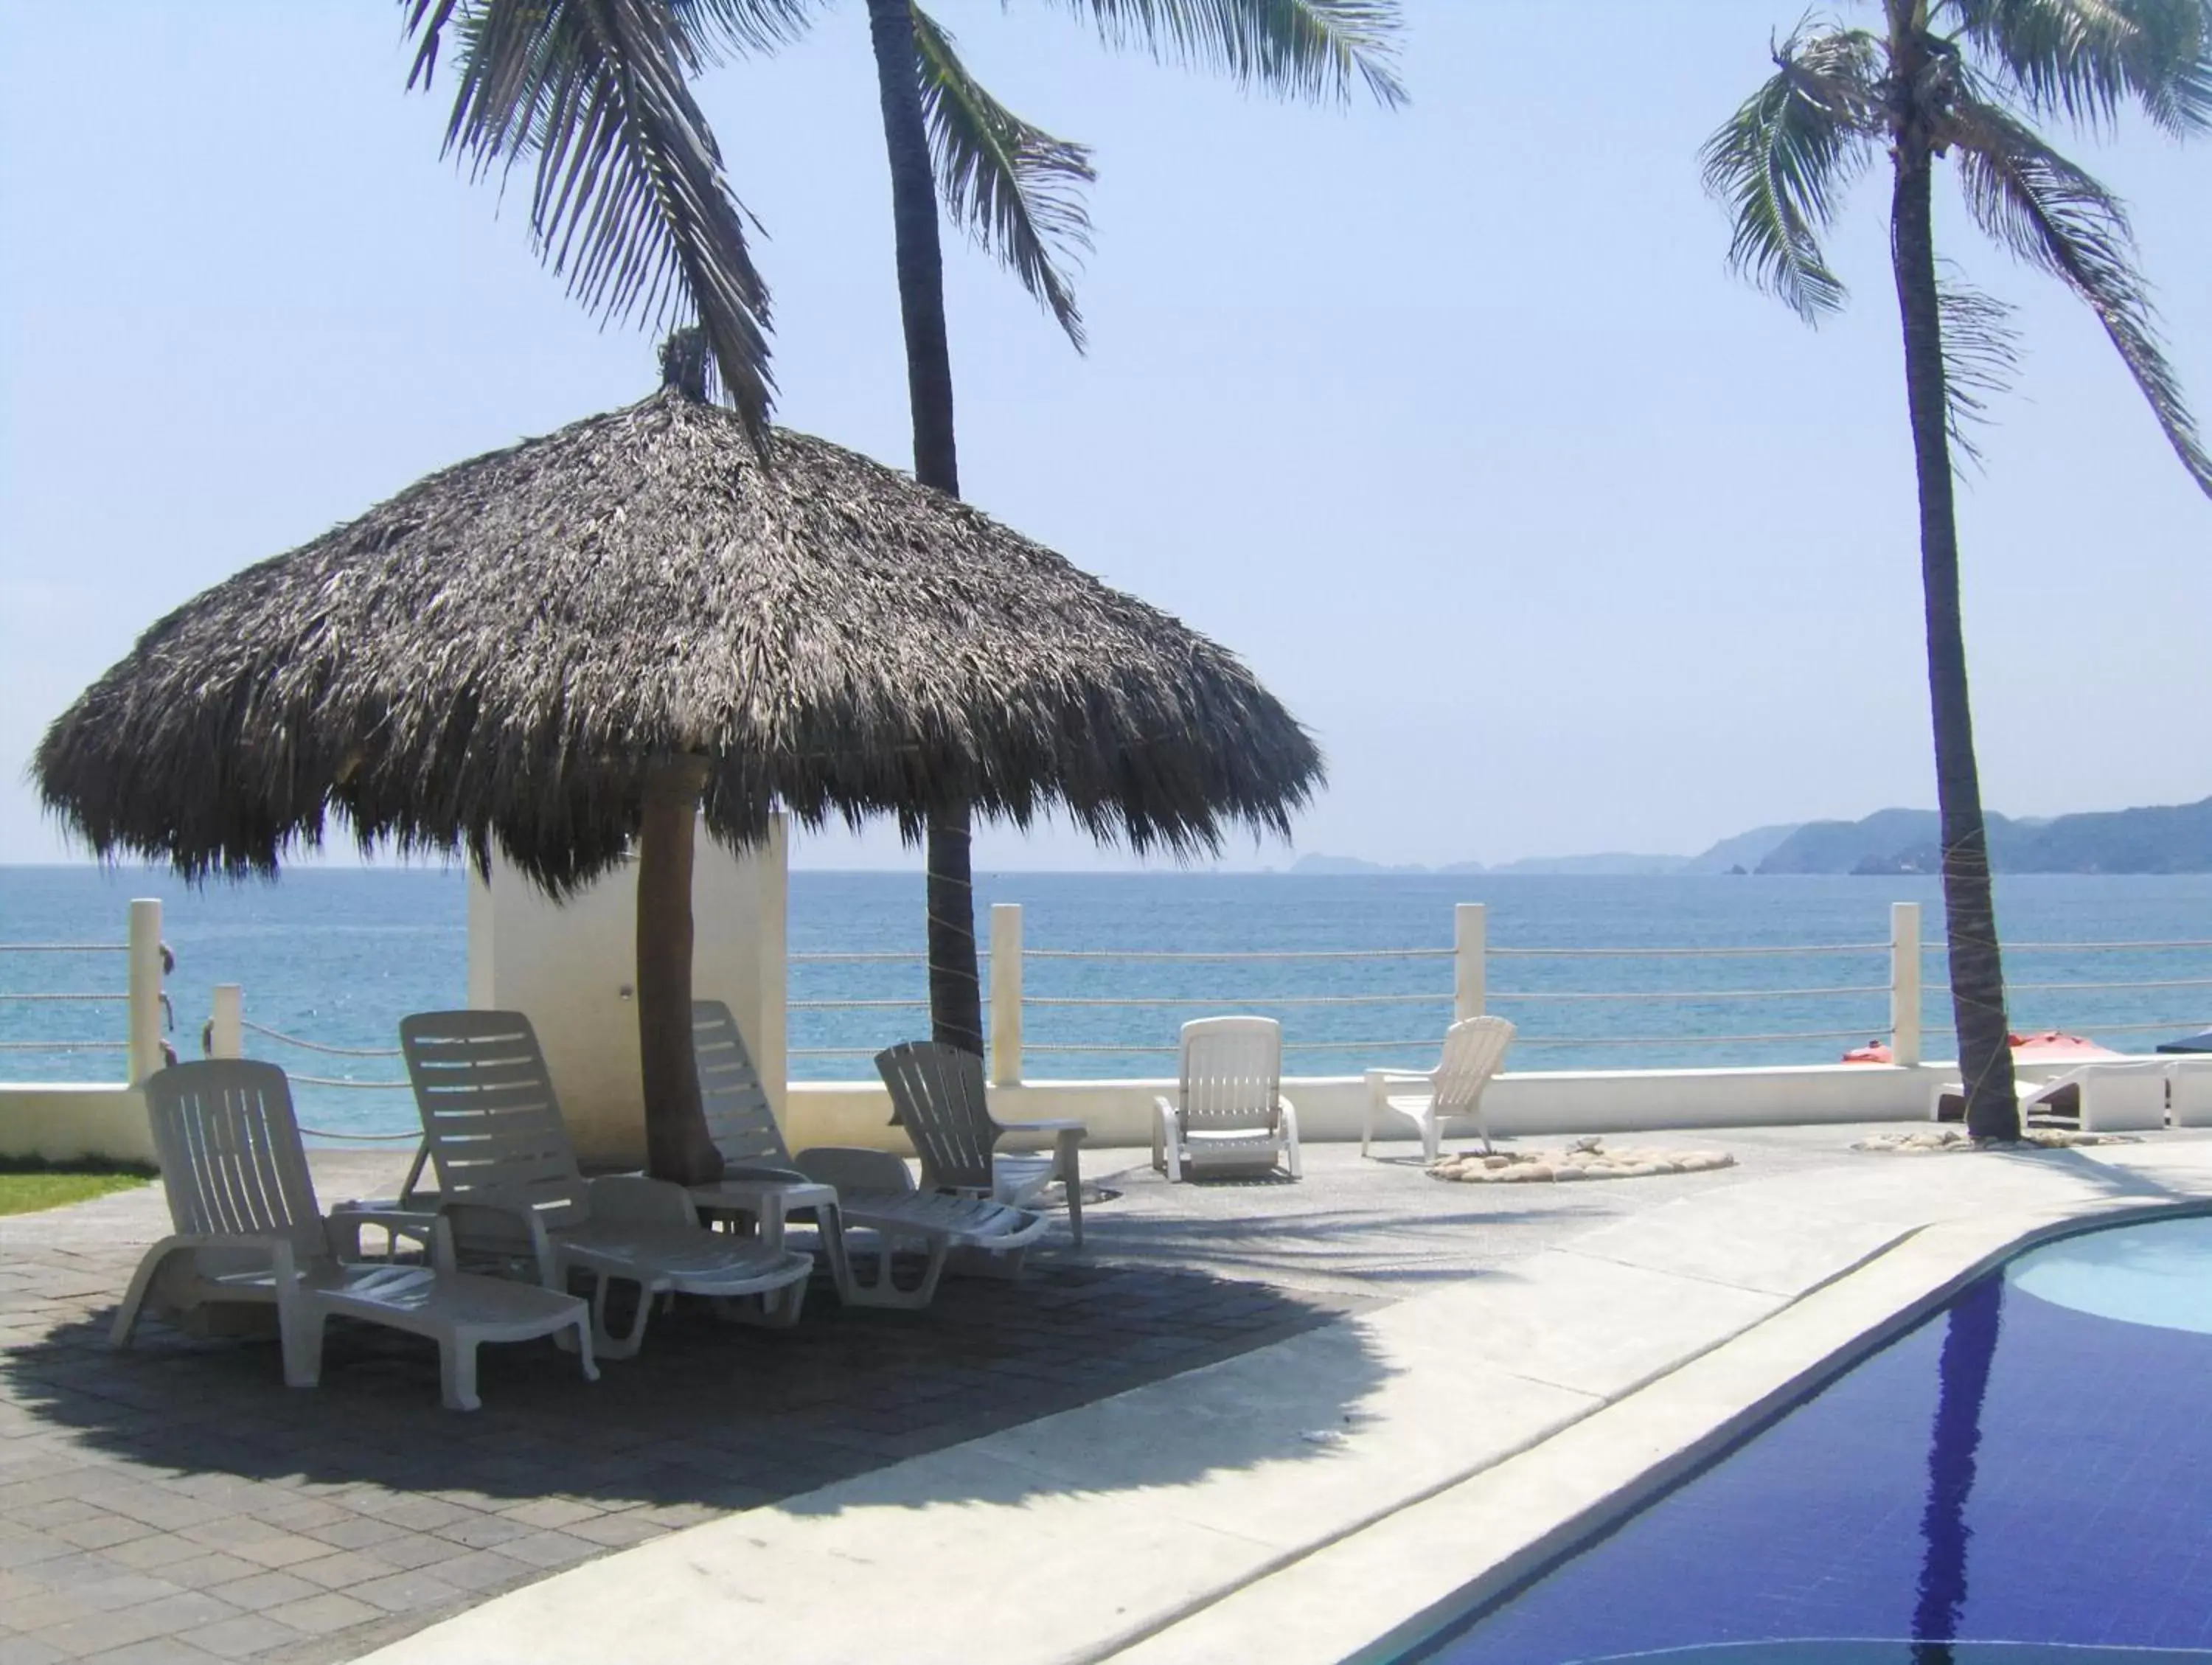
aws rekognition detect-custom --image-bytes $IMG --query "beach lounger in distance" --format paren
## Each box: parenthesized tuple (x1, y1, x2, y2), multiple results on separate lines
(398, 1010, 815, 1358)
(1930, 1058, 2170, 1132)
(1153, 1015, 1301, 1182)
(113, 1059, 597, 1411)
(1363, 1015, 1517, 1162)
(692, 1005, 1049, 1305)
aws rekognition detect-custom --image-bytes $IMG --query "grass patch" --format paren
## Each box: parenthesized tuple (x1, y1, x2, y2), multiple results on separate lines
(0, 1171, 149, 1217)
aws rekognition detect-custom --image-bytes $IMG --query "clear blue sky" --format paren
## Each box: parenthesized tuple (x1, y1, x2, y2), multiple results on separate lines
(2, 1, 2206, 872)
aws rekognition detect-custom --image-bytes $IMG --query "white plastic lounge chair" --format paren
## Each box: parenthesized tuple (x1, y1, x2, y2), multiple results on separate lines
(874, 1039, 1088, 1229)
(1152, 1016, 1301, 1182)
(113, 1060, 596, 1411)
(398, 1010, 815, 1359)
(1362, 1016, 1517, 1162)
(2169, 1058, 2212, 1129)
(1930, 1059, 2169, 1132)
(690, 1006, 1048, 1307)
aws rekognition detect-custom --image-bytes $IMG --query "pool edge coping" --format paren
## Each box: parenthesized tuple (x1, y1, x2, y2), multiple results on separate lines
(1107, 1191, 2212, 1665)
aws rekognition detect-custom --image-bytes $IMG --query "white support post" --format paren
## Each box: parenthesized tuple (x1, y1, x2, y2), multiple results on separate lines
(127, 898, 164, 1085)
(210, 985, 243, 1060)
(1891, 901, 1923, 1068)
(990, 903, 1023, 1087)
(1455, 903, 1486, 1025)
(757, 813, 790, 1122)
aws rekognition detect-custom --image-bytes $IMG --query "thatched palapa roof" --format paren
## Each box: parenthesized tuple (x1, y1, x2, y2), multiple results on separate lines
(38, 381, 1321, 889)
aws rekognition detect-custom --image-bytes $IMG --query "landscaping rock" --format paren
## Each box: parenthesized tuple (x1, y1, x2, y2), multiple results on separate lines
(1427, 1139, 1736, 1184)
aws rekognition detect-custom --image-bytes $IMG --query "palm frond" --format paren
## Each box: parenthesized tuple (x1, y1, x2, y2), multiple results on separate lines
(1037, 0, 1407, 107)
(1937, 271, 2025, 465)
(1945, 0, 2212, 135)
(1947, 88, 2212, 493)
(1700, 24, 1883, 321)
(913, 7, 1096, 350)
(403, 0, 813, 85)
(400, 0, 798, 448)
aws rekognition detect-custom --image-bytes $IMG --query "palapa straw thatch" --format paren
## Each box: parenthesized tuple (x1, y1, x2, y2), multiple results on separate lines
(36, 378, 1322, 886)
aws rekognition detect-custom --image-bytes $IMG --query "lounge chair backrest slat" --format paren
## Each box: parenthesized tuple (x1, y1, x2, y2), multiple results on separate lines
(399, 1011, 590, 1228)
(1431, 1017, 1515, 1115)
(1178, 1017, 1282, 1135)
(145, 1060, 325, 1259)
(692, 1001, 793, 1169)
(875, 1042, 996, 1192)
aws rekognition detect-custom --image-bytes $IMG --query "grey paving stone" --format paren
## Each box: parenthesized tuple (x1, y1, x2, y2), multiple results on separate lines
(417, 1549, 531, 1596)
(260, 1593, 381, 1638)
(170, 1616, 299, 1662)
(20, 1592, 235, 1661)
(282, 1551, 398, 1593)
(200, 1573, 321, 1616)
(77, 1640, 223, 1665)
(343, 1569, 467, 1616)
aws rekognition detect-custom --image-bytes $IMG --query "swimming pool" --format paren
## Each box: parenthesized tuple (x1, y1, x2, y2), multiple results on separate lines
(1406, 1215, 2212, 1663)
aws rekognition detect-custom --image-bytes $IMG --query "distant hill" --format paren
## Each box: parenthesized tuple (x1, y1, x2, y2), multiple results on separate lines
(1680, 822, 1805, 875)
(1287, 854, 1439, 875)
(1756, 810, 1943, 875)
(1764, 796, 2212, 875)
(1287, 795, 2212, 878)
(1486, 852, 1688, 876)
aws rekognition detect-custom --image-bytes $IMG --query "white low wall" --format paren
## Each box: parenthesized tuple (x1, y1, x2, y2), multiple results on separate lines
(784, 1062, 1959, 1157)
(469, 818, 787, 1168)
(0, 1085, 156, 1167)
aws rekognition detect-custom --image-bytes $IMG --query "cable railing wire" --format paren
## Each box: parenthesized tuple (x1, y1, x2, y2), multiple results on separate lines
(238, 1020, 402, 1059)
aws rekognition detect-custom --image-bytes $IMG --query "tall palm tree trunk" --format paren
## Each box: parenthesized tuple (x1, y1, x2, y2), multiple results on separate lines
(866, 0, 985, 1058)
(636, 755, 726, 1181)
(1888, 35, 2019, 1143)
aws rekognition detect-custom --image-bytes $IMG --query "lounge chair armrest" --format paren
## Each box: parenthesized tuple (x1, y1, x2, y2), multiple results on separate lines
(1365, 1069, 1433, 1087)
(585, 1174, 700, 1228)
(794, 1146, 914, 1196)
(1277, 1094, 1298, 1129)
(323, 1209, 456, 1273)
(720, 1164, 815, 1186)
(438, 1198, 559, 1287)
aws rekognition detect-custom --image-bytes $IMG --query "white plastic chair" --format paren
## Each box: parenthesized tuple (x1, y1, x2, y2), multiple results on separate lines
(1153, 1016, 1300, 1182)
(689, 1007, 1048, 1307)
(2169, 1058, 2212, 1129)
(114, 1060, 597, 1411)
(1363, 1016, 1517, 1162)
(1930, 1059, 2170, 1131)
(399, 1010, 815, 1358)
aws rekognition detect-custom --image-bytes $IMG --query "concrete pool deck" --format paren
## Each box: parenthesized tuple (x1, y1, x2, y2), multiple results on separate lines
(346, 1131, 2212, 1665)
(5, 1127, 2209, 1664)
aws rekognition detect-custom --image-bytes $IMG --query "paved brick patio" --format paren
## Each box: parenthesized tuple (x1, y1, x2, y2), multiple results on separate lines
(0, 1134, 1857, 1664)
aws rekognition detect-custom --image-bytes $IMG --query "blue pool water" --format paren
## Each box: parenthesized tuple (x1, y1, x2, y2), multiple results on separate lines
(1411, 1217, 2212, 1663)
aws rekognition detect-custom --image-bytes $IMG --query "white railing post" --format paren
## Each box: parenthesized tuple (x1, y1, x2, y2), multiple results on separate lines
(1455, 903, 1486, 1024)
(1891, 901, 1923, 1068)
(990, 903, 1023, 1087)
(210, 984, 243, 1060)
(127, 898, 164, 1085)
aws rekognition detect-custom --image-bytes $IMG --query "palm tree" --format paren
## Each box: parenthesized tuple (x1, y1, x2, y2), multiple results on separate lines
(404, 0, 1403, 1062)
(1704, 0, 2211, 1141)
(857, 0, 1404, 1055)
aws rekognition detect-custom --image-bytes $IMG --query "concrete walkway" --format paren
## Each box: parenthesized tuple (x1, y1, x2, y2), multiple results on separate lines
(351, 1134, 2212, 1665)
(0, 1134, 1793, 1664)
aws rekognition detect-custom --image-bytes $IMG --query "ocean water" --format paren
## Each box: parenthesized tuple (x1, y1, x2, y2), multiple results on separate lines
(3, 866, 2209, 1139)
